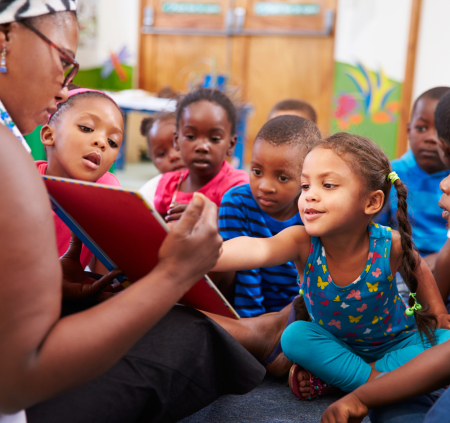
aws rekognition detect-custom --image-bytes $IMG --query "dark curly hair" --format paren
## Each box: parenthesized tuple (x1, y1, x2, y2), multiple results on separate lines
(256, 115, 320, 147)
(268, 98, 317, 123)
(175, 88, 237, 134)
(435, 90, 450, 145)
(311, 133, 437, 345)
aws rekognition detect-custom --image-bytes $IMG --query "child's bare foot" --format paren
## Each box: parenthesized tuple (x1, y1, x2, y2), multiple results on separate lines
(297, 368, 316, 399)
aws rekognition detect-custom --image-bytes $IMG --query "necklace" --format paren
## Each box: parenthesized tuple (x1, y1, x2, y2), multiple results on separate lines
(0, 99, 31, 153)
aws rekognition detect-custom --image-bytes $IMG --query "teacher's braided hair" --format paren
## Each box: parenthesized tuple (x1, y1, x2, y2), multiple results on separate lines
(311, 133, 437, 344)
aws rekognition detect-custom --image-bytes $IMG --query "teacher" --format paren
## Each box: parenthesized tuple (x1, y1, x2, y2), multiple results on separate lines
(0, 2, 264, 423)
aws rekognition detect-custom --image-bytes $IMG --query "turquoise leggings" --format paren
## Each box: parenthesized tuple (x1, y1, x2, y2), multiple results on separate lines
(280, 321, 450, 392)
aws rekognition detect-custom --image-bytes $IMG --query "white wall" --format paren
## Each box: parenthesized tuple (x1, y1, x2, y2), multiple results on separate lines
(334, 0, 412, 82)
(76, 0, 140, 70)
(413, 0, 450, 100)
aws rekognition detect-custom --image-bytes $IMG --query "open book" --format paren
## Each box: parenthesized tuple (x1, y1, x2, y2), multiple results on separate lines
(43, 175, 239, 319)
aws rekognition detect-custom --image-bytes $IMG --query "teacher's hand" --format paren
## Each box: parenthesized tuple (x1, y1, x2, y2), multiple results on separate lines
(158, 192, 222, 290)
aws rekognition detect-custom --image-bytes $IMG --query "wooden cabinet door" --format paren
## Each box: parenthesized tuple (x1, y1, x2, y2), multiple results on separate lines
(138, 0, 337, 164)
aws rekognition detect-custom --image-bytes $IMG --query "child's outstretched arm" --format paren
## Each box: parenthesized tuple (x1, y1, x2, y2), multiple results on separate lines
(213, 225, 309, 273)
(391, 231, 449, 328)
(320, 338, 450, 423)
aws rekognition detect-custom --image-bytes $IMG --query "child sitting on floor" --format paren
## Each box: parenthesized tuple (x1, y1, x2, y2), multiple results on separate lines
(139, 112, 186, 207)
(320, 89, 450, 423)
(268, 98, 317, 123)
(213, 132, 450, 401)
(154, 88, 249, 222)
(38, 88, 124, 276)
(218, 115, 320, 317)
(376, 87, 450, 274)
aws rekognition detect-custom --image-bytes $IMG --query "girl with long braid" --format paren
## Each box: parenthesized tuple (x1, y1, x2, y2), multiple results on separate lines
(213, 133, 450, 399)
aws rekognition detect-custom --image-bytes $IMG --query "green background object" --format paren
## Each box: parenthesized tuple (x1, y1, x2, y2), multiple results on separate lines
(24, 125, 45, 160)
(330, 61, 402, 159)
(73, 66, 134, 91)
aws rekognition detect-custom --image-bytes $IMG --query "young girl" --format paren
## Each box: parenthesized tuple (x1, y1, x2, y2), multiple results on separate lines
(139, 112, 186, 207)
(38, 88, 124, 274)
(141, 112, 185, 174)
(213, 132, 450, 399)
(153, 88, 249, 222)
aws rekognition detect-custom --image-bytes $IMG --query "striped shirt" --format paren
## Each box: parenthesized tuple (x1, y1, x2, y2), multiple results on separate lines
(219, 184, 302, 317)
(376, 149, 450, 256)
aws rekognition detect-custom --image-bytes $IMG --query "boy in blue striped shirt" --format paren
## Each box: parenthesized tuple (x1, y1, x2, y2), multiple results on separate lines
(218, 115, 321, 317)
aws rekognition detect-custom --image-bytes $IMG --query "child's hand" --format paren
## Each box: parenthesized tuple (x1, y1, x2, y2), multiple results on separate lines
(436, 313, 450, 329)
(165, 201, 188, 223)
(60, 232, 122, 301)
(320, 392, 368, 423)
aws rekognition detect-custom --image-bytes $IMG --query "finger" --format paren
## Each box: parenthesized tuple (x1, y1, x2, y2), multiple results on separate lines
(62, 231, 83, 261)
(174, 192, 205, 234)
(167, 205, 187, 215)
(165, 212, 184, 222)
(88, 269, 123, 295)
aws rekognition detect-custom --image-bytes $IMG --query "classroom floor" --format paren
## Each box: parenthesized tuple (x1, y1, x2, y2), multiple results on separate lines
(181, 376, 371, 423)
(115, 162, 159, 190)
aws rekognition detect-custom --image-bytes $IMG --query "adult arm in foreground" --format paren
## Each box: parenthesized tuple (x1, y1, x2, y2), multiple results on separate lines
(320, 339, 450, 423)
(0, 127, 222, 413)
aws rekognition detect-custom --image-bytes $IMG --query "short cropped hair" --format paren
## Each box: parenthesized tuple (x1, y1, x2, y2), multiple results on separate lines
(268, 99, 317, 123)
(255, 115, 321, 149)
(435, 91, 450, 144)
(411, 86, 450, 117)
(176, 88, 237, 134)
(140, 112, 176, 137)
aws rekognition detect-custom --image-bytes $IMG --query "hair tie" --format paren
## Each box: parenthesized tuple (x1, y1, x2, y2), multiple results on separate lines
(405, 292, 422, 316)
(297, 275, 304, 296)
(387, 171, 400, 184)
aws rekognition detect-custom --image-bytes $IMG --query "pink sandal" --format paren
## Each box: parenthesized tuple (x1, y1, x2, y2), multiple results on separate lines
(288, 364, 329, 400)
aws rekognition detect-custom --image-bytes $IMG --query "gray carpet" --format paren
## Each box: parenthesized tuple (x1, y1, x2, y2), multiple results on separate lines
(181, 376, 370, 423)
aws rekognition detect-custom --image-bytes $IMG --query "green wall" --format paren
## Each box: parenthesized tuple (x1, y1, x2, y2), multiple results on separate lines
(330, 61, 402, 159)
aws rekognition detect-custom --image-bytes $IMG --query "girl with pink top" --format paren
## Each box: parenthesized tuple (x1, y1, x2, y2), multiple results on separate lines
(38, 88, 124, 272)
(154, 88, 249, 222)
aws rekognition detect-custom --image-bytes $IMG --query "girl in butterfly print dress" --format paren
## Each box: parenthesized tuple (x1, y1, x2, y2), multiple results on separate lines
(212, 133, 450, 398)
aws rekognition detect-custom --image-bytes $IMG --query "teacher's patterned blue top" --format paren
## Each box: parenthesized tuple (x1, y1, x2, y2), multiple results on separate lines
(299, 222, 416, 352)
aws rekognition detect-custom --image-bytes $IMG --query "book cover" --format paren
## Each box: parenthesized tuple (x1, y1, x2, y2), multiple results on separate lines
(43, 175, 239, 320)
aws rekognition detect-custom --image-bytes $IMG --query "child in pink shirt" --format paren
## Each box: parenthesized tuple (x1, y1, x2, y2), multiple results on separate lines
(38, 88, 123, 270)
(154, 88, 249, 222)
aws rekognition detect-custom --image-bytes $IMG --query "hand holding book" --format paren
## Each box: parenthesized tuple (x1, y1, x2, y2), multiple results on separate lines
(158, 193, 223, 293)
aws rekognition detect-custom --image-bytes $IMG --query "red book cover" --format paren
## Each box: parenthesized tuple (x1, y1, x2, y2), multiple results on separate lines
(43, 175, 239, 319)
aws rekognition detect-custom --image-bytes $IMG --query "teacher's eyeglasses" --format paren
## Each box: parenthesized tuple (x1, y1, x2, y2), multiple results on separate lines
(19, 20, 79, 88)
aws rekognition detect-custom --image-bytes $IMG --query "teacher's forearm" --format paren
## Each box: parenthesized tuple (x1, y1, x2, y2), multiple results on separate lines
(0, 263, 195, 412)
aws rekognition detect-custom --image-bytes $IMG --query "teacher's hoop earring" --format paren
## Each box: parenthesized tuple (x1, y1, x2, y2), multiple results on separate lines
(0, 49, 7, 73)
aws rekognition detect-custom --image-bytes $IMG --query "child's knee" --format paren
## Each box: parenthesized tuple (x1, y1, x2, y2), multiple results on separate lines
(281, 320, 316, 362)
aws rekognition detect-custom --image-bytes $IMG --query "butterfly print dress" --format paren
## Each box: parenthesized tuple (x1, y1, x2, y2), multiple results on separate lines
(299, 222, 416, 352)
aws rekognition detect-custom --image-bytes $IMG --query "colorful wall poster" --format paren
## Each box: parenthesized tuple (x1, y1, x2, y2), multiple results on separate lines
(331, 0, 412, 159)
